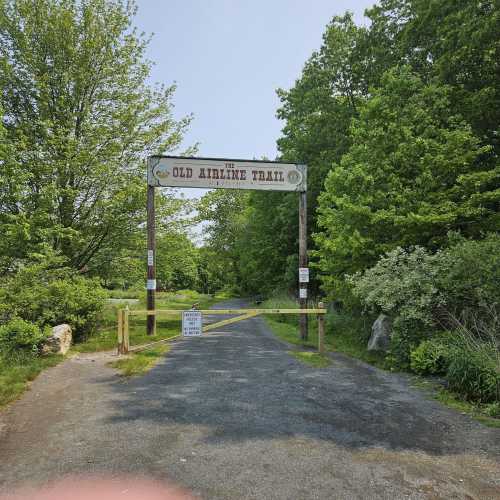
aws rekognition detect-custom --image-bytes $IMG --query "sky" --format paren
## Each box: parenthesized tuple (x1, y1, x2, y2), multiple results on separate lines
(134, 0, 374, 161)
(134, 0, 375, 221)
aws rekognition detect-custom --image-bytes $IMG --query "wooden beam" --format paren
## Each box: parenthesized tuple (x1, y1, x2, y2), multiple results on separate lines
(127, 308, 327, 316)
(202, 312, 260, 332)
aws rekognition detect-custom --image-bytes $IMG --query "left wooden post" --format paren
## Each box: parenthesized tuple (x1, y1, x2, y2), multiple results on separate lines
(117, 309, 123, 354)
(147, 183, 156, 336)
(123, 305, 130, 353)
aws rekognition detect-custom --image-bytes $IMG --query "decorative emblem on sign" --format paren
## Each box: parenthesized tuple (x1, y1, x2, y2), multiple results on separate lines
(153, 163, 170, 180)
(287, 170, 301, 184)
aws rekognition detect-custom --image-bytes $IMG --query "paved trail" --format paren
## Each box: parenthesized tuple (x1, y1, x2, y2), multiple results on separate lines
(0, 299, 499, 499)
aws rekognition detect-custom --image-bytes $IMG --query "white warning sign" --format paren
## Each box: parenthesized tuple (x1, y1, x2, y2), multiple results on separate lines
(182, 311, 202, 337)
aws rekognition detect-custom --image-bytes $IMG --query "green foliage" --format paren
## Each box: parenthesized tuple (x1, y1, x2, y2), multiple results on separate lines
(446, 345, 500, 404)
(0, 0, 192, 275)
(350, 235, 500, 366)
(438, 233, 500, 315)
(410, 337, 452, 376)
(109, 344, 170, 377)
(348, 246, 443, 326)
(0, 351, 62, 407)
(197, 190, 250, 293)
(0, 255, 106, 340)
(315, 66, 496, 300)
(288, 351, 331, 368)
(485, 402, 500, 418)
(156, 231, 198, 291)
(0, 318, 46, 353)
(367, 0, 500, 154)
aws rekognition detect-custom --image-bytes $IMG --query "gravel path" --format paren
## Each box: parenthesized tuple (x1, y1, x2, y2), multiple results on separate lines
(0, 299, 499, 499)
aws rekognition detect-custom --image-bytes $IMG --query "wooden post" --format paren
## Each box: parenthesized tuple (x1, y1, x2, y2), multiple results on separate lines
(298, 189, 308, 340)
(318, 302, 325, 354)
(117, 309, 124, 355)
(146, 183, 156, 335)
(123, 305, 130, 354)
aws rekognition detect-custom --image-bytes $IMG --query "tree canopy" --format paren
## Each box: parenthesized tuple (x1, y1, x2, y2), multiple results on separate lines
(0, 0, 192, 275)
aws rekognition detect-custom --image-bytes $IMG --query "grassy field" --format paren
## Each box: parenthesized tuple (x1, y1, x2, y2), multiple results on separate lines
(0, 352, 63, 407)
(74, 289, 223, 353)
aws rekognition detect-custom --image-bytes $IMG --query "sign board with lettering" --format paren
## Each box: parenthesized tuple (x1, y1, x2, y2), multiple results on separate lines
(148, 156, 306, 192)
(299, 267, 309, 283)
(182, 311, 202, 337)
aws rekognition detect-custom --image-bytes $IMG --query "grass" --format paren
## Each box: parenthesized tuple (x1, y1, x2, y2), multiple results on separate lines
(412, 377, 500, 428)
(74, 289, 223, 353)
(0, 352, 63, 407)
(261, 295, 386, 369)
(109, 344, 170, 376)
(288, 351, 331, 368)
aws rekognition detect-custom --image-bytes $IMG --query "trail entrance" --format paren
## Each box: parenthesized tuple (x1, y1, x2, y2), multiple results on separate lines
(141, 155, 311, 343)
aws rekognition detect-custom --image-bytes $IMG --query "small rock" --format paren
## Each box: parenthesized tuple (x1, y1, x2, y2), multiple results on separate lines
(41, 324, 72, 355)
(367, 314, 392, 351)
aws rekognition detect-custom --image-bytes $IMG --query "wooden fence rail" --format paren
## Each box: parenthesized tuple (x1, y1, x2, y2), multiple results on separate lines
(117, 304, 327, 355)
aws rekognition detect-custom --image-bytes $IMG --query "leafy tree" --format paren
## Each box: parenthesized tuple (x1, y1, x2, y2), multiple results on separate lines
(225, 14, 372, 295)
(0, 0, 192, 273)
(367, 0, 500, 154)
(156, 231, 198, 291)
(315, 67, 498, 300)
(197, 189, 249, 292)
(196, 246, 227, 295)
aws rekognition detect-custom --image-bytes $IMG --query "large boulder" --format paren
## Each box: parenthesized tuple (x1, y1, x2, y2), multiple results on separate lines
(41, 324, 72, 355)
(367, 314, 392, 351)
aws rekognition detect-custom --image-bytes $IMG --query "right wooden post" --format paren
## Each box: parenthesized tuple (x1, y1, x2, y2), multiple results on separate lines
(318, 302, 325, 354)
(117, 309, 124, 355)
(298, 189, 308, 340)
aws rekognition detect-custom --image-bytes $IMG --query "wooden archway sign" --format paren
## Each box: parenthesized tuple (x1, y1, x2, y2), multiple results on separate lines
(146, 156, 309, 340)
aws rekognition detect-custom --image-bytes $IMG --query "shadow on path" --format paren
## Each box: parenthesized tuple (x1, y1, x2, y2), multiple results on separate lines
(105, 299, 500, 457)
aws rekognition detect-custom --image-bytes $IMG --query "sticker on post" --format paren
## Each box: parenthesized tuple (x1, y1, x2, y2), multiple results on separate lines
(299, 288, 307, 299)
(182, 311, 202, 336)
(299, 267, 309, 283)
(147, 250, 154, 266)
(146, 279, 156, 290)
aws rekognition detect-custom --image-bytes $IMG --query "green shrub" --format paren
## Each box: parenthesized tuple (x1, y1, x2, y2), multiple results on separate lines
(446, 346, 500, 403)
(0, 258, 106, 341)
(410, 338, 451, 375)
(348, 234, 500, 366)
(0, 318, 46, 352)
(485, 402, 500, 418)
(439, 233, 500, 315)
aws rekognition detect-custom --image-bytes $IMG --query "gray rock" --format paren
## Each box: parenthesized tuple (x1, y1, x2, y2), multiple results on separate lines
(41, 324, 72, 355)
(367, 314, 392, 351)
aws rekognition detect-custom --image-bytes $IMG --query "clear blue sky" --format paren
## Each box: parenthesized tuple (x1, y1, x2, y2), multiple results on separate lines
(134, 0, 375, 161)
